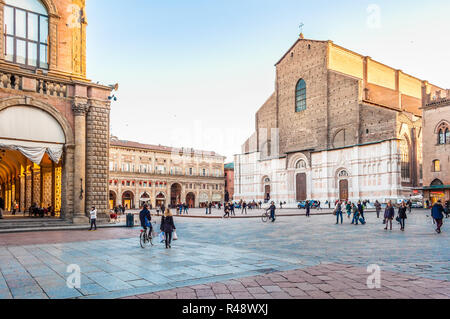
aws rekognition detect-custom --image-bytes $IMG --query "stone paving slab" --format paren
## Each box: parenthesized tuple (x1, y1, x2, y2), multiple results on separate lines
(127, 263, 450, 299)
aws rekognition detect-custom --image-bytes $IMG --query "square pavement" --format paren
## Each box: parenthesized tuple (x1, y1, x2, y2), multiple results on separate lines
(0, 210, 448, 299)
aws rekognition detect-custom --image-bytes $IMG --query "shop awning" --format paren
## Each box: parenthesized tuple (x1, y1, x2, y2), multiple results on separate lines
(0, 138, 63, 165)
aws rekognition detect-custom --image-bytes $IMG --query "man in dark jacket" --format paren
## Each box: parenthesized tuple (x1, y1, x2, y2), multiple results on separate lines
(267, 201, 276, 222)
(139, 205, 153, 238)
(432, 200, 445, 234)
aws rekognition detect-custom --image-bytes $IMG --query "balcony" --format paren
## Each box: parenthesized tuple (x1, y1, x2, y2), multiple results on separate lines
(0, 66, 70, 98)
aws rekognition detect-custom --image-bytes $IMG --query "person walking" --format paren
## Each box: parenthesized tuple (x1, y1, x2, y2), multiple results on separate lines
(223, 203, 230, 219)
(407, 199, 412, 214)
(375, 200, 382, 219)
(89, 207, 97, 231)
(357, 201, 365, 222)
(431, 200, 445, 234)
(346, 201, 352, 219)
(398, 201, 408, 231)
(384, 201, 395, 231)
(444, 200, 449, 218)
(230, 202, 235, 216)
(208, 202, 213, 215)
(241, 201, 247, 215)
(267, 201, 276, 222)
(160, 208, 176, 248)
(351, 203, 359, 225)
(335, 201, 343, 224)
(205, 202, 209, 215)
(183, 203, 189, 215)
(305, 200, 311, 218)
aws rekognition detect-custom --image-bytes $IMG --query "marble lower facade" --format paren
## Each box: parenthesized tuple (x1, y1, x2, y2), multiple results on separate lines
(234, 139, 419, 205)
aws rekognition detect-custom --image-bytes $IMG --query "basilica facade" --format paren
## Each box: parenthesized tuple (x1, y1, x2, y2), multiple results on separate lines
(234, 36, 444, 205)
(0, 0, 113, 223)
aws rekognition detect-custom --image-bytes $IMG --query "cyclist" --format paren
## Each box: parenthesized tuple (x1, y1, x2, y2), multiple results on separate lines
(266, 201, 276, 222)
(139, 204, 153, 239)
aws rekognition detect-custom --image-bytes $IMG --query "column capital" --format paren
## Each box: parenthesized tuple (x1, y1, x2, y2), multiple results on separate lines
(72, 101, 89, 116)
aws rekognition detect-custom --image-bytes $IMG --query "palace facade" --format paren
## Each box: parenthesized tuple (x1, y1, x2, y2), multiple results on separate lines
(421, 90, 450, 204)
(0, 0, 113, 223)
(234, 35, 445, 205)
(108, 138, 225, 209)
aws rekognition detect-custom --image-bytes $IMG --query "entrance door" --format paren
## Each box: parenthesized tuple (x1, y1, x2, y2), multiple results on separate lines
(339, 180, 349, 201)
(264, 185, 271, 202)
(296, 173, 307, 201)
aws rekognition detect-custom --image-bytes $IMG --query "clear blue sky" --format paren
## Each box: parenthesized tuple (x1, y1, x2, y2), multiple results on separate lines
(85, 0, 450, 162)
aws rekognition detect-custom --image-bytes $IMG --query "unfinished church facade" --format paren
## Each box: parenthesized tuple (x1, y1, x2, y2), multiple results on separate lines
(0, 0, 114, 223)
(234, 36, 444, 205)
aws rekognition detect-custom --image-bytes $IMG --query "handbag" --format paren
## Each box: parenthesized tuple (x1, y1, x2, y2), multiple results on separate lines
(173, 231, 178, 241)
(159, 232, 165, 243)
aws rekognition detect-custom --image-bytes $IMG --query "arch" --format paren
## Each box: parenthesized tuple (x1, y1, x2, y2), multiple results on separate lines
(336, 168, 350, 179)
(295, 79, 307, 112)
(0, 106, 65, 144)
(122, 191, 134, 209)
(0, 97, 74, 146)
(5, 0, 53, 15)
(434, 120, 450, 134)
(288, 153, 309, 169)
(332, 129, 346, 148)
(170, 183, 182, 207)
(109, 190, 116, 210)
(5, 0, 59, 16)
(400, 135, 411, 181)
(431, 179, 443, 186)
(186, 192, 195, 208)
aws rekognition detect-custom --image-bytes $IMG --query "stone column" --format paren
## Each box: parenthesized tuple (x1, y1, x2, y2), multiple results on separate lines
(72, 102, 89, 224)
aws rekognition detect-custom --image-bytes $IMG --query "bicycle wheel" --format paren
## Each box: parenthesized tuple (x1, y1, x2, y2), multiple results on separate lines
(140, 232, 150, 248)
(261, 212, 269, 223)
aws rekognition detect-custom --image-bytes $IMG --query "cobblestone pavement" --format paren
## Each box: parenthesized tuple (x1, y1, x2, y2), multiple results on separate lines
(124, 263, 450, 299)
(0, 210, 448, 299)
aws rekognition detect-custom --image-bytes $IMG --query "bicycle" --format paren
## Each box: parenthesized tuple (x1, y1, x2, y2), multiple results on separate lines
(262, 210, 274, 223)
(140, 224, 155, 249)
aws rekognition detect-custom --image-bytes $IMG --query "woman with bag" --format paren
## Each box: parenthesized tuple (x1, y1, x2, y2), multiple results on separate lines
(398, 201, 407, 231)
(160, 208, 176, 249)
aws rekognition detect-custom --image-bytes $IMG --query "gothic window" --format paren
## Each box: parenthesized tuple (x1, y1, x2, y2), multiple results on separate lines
(437, 123, 450, 144)
(295, 79, 307, 112)
(4, 0, 49, 69)
(400, 138, 411, 181)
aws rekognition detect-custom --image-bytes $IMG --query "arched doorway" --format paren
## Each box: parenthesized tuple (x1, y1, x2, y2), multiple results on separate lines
(156, 192, 166, 208)
(186, 192, 195, 208)
(170, 183, 182, 207)
(0, 105, 67, 219)
(122, 191, 134, 209)
(339, 180, 349, 201)
(296, 173, 307, 201)
(430, 179, 445, 205)
(109, 191, 117, 210)
(263, 177, 271, 203)
(140, 192, 150, 207)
